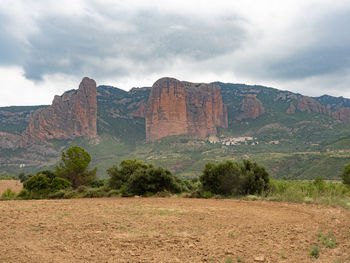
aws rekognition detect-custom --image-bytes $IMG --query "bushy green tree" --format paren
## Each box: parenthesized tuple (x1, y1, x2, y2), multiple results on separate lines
(342, 163, 350, 185)
(56, 146, 96, 188)
(241, 160, 270, 195)
(108, 159, 148, 189)
(24, 174, 50, 192)
(49, 177, 72, 193)
(201, 161, 243, 195)
(200, 160, 271, 196)
(108, 159, 184, 195)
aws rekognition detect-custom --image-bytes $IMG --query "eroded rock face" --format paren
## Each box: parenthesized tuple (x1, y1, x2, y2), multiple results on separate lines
(0, 132, 21, 149)
(237, 95, 265, 120)
(287, 96, 350, 123)
(22, 77, 97, 144)
(145, 77, 227, 141)
(296, 97, 331, 115)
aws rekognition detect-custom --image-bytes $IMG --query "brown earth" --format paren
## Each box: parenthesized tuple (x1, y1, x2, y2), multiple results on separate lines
(1, 198, 349, 263)
(0, 180, 23, 195)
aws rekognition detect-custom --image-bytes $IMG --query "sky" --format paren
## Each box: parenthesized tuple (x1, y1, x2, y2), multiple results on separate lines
(0, 0, 350, 106)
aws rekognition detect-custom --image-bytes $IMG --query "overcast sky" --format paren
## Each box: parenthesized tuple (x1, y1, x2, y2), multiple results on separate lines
(0, 0, 350, 106)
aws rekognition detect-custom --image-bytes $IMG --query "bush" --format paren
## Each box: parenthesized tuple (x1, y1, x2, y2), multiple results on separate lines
(199, 160, 271, 196)
(108, 159, 186, 196)
(24, 174, 49, 193)
(1, 188, 16, 200)
(17, 189, 29, 199)
(49, 177, 72, 193)
(200, 161, 243, 195)
(242, 160, 270, 195)
(342, 163, 350, 185)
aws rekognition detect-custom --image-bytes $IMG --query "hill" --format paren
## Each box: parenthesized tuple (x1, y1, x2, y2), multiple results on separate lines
(1, 77, 350, 180)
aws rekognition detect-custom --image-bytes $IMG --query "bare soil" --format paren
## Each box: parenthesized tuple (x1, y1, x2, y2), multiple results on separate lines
(0, 198, 349, 263)
(0, 180, 22, 195)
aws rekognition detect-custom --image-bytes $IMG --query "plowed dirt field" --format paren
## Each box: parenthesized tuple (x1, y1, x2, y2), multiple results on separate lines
(0, 198, 349, 263)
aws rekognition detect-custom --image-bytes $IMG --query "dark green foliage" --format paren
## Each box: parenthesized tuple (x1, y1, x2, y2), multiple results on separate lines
(56, 146, 97, 188)
(108, 159, 185, 196)
(24, 174, 49, 192)
(39, 170, 56, 183)
(108, 159, 148, 189)
(200, 160, 271, 196)
(342, 163, 350, 185)
(49, 177, 72, 193)
(242, 160, 270, 195)
(201, 161, 243, 195)
(17, 189, 29, 199)
(90, 179, 106, 188)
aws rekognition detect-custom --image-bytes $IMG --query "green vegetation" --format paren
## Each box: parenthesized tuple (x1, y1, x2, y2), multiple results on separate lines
(108, 159, 187, 196)
(1, 145, 350, 210)
(318, 232, 337, 248)
(1, 189, 16, 200)
(265, 178, 350, 208)
(309, 245, 320, 258)
(200, 160, 270, 196)
(55, 146, 97, 188)
(0, 174, 17, 180)
(342, 163, 350, 185)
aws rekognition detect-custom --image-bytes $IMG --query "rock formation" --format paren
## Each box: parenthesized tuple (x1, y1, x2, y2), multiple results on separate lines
(145, 77, 227, 141)
(21, 77, 97, 144)
(0, 132, 21, 149)
(286, 96, 350, 123)
(237, 95, 265, 120)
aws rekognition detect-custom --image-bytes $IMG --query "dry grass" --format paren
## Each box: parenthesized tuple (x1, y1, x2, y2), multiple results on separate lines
(0, 180, 23, 195)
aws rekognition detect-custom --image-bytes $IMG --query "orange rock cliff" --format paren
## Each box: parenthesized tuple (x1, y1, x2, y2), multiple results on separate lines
(21, 77, 97, 144)
(145, 77, 228, 142)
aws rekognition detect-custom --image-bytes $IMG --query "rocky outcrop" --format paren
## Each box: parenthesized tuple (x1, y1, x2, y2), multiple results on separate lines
(332, 107, 350, 123)
(286, 102, 296, 114)
(237, 95, 265, 120)
(0, 132, 21, 149)
(287, 96, 350, 123)
(296, 97, 331, 115)
(132, 103, 146, 118)
(145, 77, 227, 141)
(21, 77, 97, 144)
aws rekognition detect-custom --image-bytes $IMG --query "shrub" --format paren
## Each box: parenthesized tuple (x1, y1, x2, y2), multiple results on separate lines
(48, 189, 67, 199)
(108, 159, 148, 189)
(1, 188, 16, 200)
(200, 161, 243, 195)
(309, 245, 320, 258)
(108, 159, 185, 196)
(241, 160, 270, 195)
(342, 163, 350, 185)
(49, 177, 72, 193)
(24, 174, 49, 193)
(199, 160, 271, 196)
(17, 189, 29, 199)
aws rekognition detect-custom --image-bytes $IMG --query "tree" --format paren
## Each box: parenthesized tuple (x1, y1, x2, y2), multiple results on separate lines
(108, 159, 148, 189)
(108, 159, 185, 195)
(241, 160, 270, 195)
(200, 161, 243, 195)
(200, 160, 271, 196)
(24, 174, 49, 192)
(342, 163, 350, 185)
(55, 146, 96, 188)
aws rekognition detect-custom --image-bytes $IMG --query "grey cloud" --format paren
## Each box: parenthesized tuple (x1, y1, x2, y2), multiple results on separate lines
(3, 6, 247, 81)
(265, 10, 350, 80)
